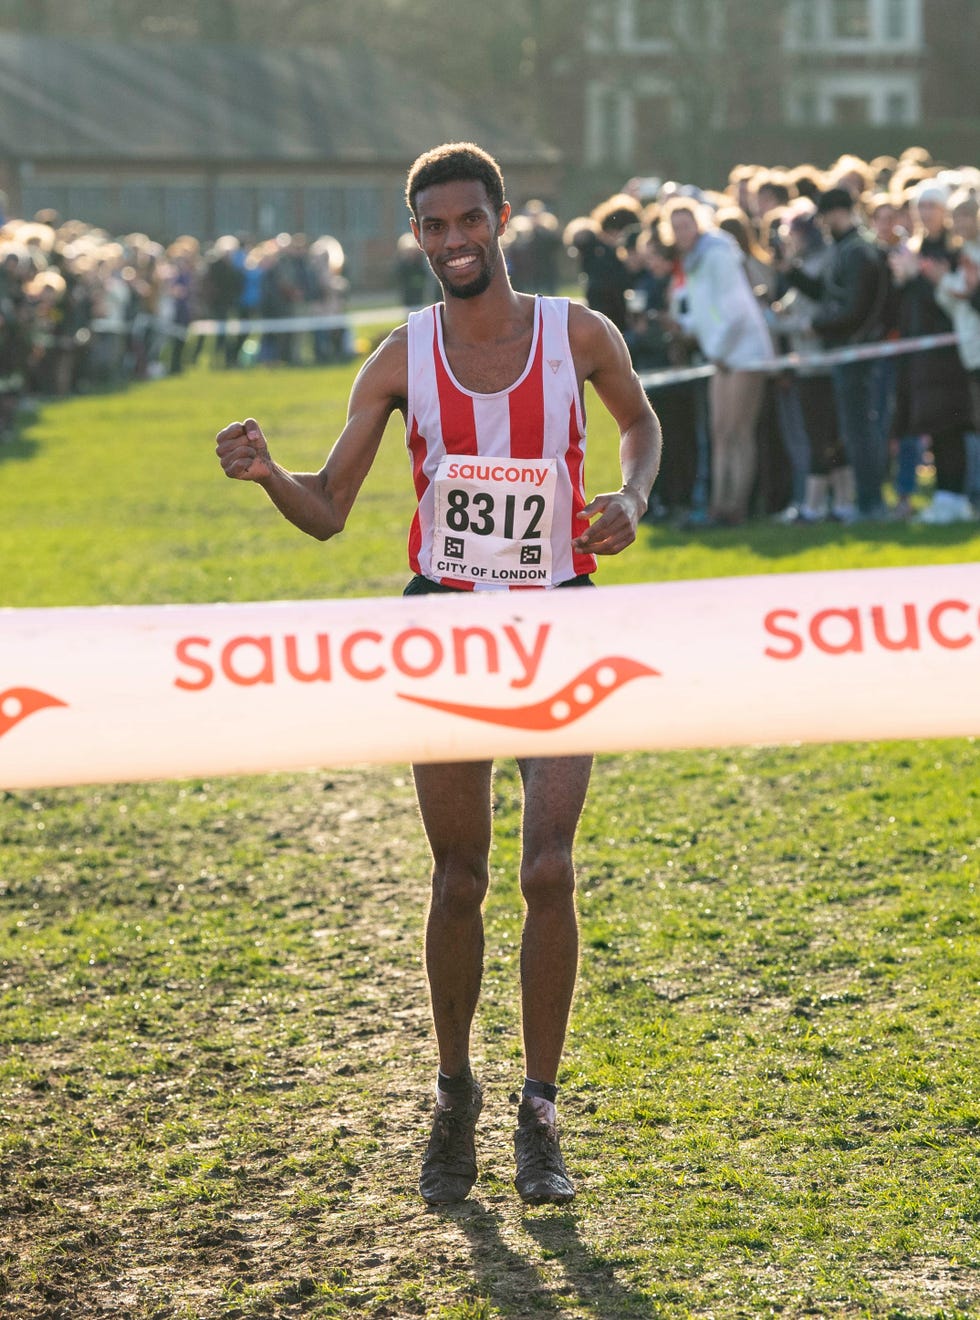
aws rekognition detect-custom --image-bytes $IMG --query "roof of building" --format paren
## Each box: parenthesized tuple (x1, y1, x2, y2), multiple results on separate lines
(0, 35, 559, 167)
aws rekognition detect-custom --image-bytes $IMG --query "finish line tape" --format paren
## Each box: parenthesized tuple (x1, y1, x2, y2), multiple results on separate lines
(1, 564, 977, 789)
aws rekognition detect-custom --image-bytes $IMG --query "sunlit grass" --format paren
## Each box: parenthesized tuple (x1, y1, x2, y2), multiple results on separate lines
(1, 365, 978, 1318)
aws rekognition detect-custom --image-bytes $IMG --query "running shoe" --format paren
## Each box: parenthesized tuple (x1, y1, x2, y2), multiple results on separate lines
(418, 1076, 483, 1205)
(513, 1099, 575, 1205)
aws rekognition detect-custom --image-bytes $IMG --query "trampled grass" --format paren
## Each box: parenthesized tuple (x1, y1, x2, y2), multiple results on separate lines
(1, 361, 979, 1318)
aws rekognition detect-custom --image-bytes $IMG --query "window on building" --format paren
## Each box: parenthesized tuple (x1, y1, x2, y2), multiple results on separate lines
(634, 0, 673, 42)
(118, 182, 164, 233)
(303, 187, 345, 239)
(585, 2, 617, 48)
(832, 93, 870, 123)
(162, 185, 207, 239)
(832, 0, 870, 39)
(634, 93, 673, 144)
(59, 184, 114, 230)
(255, 187, 293, 239)
(884, 90, 911, 122)
(595, 87, 621, 162)
(21, 184, 69, 224)
(214, 185, 256, 239)
(345, 186, 382, 239)
(884, 0, 908, 40)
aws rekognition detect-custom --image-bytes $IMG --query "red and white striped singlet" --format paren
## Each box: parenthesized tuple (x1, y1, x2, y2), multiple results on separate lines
(405, 295, 595, 590)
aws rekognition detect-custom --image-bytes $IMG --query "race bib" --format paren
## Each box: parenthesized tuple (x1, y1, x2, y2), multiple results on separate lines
(432, 456, 557, 587)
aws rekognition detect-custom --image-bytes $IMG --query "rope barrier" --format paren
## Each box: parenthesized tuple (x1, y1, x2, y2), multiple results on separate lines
(636, 332, 960, 390)
(90, 306, 397, 340)
(86, 311, 962, 388)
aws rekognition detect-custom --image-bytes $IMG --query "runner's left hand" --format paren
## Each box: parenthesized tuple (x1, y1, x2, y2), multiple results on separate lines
(573, 487, 645, 555)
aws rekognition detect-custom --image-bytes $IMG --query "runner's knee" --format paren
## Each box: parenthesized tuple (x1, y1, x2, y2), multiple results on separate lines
(430, 854, 489, 917)
(520, 846, 575, 908)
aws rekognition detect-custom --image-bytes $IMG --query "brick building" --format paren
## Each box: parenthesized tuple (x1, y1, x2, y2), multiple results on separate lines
(552, 0, 980, 203)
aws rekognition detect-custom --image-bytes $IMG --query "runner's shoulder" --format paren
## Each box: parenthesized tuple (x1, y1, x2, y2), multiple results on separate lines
(566, 300, 629, 374)
(567, 300, 622, 342)
(356, 323, 410, 402)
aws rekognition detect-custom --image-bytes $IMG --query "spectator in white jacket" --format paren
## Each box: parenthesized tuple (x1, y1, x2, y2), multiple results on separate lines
(663, 198, 774, 525)
(935, 185, 980, 508)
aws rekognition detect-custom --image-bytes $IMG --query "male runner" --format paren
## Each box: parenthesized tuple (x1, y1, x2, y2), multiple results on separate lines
(216, 143, 662, 1206)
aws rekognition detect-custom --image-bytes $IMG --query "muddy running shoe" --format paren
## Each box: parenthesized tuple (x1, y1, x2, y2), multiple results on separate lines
(418, 1077, 483, 1205)
(513, 1099, 575, 1205)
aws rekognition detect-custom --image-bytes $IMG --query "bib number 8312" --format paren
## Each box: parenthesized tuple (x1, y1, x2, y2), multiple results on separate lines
(445, 489, 546, 539)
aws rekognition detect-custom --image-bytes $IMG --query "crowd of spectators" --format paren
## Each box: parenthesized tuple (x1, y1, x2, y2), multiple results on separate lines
(565, 145, 980, 526)
(0, 213, 354, 440)
(3, 148, 980, 531)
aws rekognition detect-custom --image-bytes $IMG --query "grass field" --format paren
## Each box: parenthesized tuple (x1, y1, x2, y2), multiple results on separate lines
(1, 359, 979, 1319)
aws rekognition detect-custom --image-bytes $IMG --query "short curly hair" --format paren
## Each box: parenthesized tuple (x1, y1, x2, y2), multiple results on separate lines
(405, 142, 506, 220)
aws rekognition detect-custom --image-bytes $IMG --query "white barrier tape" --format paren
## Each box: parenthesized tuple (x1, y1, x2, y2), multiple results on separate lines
(86, 316, 958, 371)
(91, 313, 191, 341)
(637, 331, 960, 390)
(89, 314, 346, 339)
(90, 307, 402, 340)
(186, 313, 355, 336)
(1, 565, 977, 789)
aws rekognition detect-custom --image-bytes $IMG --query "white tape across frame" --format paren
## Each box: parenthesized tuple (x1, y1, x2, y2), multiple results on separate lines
(1, 564, 977, 790)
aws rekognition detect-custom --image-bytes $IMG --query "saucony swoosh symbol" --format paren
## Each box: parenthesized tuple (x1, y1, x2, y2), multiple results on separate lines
(0, 687, 68, 740)
(397, 657, 659, 731)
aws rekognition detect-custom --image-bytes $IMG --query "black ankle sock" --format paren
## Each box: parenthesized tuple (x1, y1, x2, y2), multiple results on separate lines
(522, 1077, 558, 1103)
(437, 1067, 472, 1095)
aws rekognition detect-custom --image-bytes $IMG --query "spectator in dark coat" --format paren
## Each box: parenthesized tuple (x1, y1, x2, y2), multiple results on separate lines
(201, 235, 246, 367)
(571, 193, 643, 332)
(783, 187, 892, 518)
(622, 225, 699, 518)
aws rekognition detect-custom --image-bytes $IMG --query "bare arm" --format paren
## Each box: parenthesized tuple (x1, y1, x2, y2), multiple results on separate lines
(215, 330, 407, 541)
(568, 304, 663, 555)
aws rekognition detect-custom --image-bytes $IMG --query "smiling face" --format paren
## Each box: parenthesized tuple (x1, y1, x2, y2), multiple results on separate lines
(411, 179, 510, 300)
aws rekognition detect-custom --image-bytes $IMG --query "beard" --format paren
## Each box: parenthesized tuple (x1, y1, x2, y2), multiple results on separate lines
(442, 264, 494, 300)
(436, 244, 499, 300)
